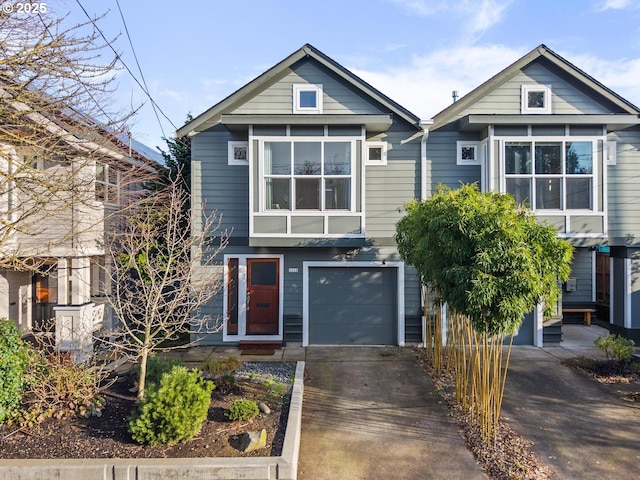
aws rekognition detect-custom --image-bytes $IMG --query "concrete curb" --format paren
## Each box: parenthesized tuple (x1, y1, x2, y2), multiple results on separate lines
(0, 361, 305, 480)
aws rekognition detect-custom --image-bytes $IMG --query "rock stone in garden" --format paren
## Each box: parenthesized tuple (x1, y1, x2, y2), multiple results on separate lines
(258, 401, 270, 414)
(239, 429, 267, 453)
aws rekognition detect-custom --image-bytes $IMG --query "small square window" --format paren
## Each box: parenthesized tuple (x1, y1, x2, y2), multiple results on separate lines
(228, 141, 249, 165)
(457, 141, 482, 165)
(299, 90, 317, 109)
(521, 85, 552, 114)
(293, 84, 323, 114)
(365, 142, 387, 165)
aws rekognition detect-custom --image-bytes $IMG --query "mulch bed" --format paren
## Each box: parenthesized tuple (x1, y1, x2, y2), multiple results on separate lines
(413, 348, 553, 480)
(0, 373, 291, 459)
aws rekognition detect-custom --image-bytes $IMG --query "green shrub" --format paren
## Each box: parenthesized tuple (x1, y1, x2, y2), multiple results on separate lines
(128, 366, 214, 445)
(138, 356, 182, 387)
(225, 399, 259, 421)
(595, 334, 636, 362)
(0, 319, 30, 423)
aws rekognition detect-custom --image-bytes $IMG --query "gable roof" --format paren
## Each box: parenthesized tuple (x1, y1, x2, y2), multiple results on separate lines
(177, 44, 422, 136)
(431, 44, 640, 130)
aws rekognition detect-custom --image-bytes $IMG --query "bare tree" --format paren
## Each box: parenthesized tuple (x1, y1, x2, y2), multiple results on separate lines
(100, 178, 228, 400)
(0, 4, 137, 271)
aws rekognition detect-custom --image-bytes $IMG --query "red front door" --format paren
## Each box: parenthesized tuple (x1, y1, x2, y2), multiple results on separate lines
(246, 258, 279, 335)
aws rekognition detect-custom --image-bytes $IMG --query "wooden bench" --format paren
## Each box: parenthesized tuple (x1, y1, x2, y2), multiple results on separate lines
(562, 308, 596, 326)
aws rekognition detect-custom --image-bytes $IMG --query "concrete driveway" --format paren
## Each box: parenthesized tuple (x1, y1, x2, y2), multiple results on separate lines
(297, 346, 486, 480)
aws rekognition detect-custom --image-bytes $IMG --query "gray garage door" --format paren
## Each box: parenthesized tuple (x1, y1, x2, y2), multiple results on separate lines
(308, 267, 397, 345)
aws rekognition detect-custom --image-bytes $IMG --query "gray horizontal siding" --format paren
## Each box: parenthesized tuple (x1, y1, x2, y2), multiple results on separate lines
(365, 122, 421, 238)
(426, 131, 481, 194)
(465, 62, 618, 120)
(233, 59, 387, 116)
(193, 126, 249, 238)
(606, 127, 640, 245)
(563, 248, 593, 304)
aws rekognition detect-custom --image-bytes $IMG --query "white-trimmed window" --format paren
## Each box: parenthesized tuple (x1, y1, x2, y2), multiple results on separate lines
(261, 139, 353, 211)
(504, 139, 594, 210)
(96, 163, 119, 205)
(521, 85, 552, 114)
(606, 140, 617, 165)
(365, 141, 387, 165)
(293, 84, 323, 114)
(457, 141, 482, 165)
(228, 141, 248, 165)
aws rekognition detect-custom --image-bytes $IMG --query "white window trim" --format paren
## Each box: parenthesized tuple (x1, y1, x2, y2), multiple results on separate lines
(456, 141, 482, 165)
(258, 136, 357, 213)
(521, 84, 552, 114)
(293, 84, 323, 114)
(249, 132, 365, 238)
(606, 140, 617, 166)
(228, 141, 249, 165)
(500, 136, 598, 212)
(365, 141, 388, 165)
(96, 163, 120, 206)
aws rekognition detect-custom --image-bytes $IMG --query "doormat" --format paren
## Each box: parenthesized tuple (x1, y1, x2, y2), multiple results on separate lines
(240, 349, 275, 356)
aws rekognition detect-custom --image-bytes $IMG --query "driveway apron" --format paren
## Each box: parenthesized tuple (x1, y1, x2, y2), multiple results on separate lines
(297, 346, 486, 479)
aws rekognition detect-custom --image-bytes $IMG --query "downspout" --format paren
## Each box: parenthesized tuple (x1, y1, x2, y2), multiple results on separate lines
(419, 120, 433, 201)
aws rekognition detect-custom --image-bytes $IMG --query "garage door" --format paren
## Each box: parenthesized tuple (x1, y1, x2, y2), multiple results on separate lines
(308, 267, 397, 345)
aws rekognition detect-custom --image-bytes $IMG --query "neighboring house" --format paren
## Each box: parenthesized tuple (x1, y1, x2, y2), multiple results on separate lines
(429, 44, 640, 343)
(0, 90, 159, 356)
(181, 43, 640, 347)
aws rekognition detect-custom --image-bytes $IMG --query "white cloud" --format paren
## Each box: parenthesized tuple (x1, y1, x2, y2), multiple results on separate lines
(352, 44, 640, 120)
(388, 0, 514, 36)
(566, 53, 640, 106)
(351, 44, 526, 119)
(594, 0, 639, 11)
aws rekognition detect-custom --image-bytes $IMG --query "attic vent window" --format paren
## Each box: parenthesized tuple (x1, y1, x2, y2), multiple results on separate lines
(293, 84, 323, 114)
(521, 85, 552, 114)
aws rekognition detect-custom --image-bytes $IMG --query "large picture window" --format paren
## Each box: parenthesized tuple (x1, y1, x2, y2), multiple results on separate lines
(263, 140, 352, 211)
(504, 140, 593, 211)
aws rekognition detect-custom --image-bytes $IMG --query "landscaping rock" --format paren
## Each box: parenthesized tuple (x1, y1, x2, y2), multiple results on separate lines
(238, 428, 267, 453)
(258, 401, 271, 414)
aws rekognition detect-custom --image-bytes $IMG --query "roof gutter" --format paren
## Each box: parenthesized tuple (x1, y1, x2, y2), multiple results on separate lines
(420, 119, 433, 201)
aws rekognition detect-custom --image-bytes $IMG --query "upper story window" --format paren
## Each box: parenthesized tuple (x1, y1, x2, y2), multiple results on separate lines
(504, 140, 594, 210)
(96, 163, 119, 205)
(456, 141, 483, 165)
(228, 141, 249, 165)
(293, 84, 323, 114)
(521, 85, 552, 114)
(365, 141, 388, 165)
(262, 139, 352, 211)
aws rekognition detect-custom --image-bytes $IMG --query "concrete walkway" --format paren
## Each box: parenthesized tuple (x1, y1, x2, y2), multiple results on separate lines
(502, 324, 640, 480)
(297, 346, 486, 480)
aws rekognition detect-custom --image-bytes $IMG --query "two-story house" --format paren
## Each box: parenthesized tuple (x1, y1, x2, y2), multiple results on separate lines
(0, 89, 159, 356)
(179, 44, 426, 347)
(429, 45, 640, 343)
(182, 44, 640, 347)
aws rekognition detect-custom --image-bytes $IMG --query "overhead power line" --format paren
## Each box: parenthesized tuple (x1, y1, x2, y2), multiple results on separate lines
(74, 0, 178, 137)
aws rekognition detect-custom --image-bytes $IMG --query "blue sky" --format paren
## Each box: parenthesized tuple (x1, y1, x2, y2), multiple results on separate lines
(57, 0, 640, 156)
